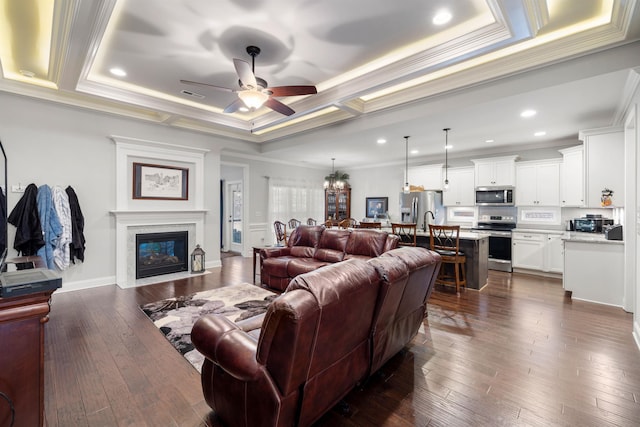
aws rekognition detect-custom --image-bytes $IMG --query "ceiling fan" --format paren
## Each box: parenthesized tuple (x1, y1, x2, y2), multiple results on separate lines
(180, 46, 317, 116)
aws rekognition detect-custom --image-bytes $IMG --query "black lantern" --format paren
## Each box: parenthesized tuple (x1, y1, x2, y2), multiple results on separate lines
(191, 244, 206, 273)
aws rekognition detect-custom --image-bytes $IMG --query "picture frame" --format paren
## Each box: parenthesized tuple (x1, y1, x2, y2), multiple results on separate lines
(366, 197, 388, 218)
(133, 162, 189, 200)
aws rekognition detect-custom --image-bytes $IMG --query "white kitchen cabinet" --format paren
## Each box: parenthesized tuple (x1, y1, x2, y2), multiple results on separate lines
(442, 167, 475, 206)
(472, 156, 518, 187)
(512, 232, 545, 270)
(513, 230, 564, 274)
(515, 160, 560, 206)
(545, 234, 564, 274)
(408, 164, 443, 190)
(564, 240, 624, 306)
(558, 145, 584, 207)
(579, 127, 624, 207)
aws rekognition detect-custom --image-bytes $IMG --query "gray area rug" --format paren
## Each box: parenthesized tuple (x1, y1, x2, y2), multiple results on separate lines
(140, 283, 277, 372)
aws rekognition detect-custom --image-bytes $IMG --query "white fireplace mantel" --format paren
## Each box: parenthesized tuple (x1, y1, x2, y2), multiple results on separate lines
(111, 209, 208, 288)
(111, 135, 210, 288)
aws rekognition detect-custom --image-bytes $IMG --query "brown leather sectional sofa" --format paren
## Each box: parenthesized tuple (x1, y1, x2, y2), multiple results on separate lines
(191, 245, 442, 427)
(260, 225, 401, 291)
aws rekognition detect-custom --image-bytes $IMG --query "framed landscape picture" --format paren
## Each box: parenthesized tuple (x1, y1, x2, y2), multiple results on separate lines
(133, 162, 188, 200)
(366, 197, 388, 218)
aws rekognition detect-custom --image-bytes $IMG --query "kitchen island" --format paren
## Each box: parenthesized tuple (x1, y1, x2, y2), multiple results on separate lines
(562, 232, 624, 306)
(415, 230, 489, 290)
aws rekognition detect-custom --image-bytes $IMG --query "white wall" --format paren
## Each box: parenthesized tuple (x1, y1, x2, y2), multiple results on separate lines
(0, 92, 235, 290)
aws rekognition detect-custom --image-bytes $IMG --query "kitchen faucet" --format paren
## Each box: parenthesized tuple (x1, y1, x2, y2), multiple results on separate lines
(423, 210, 435, 232)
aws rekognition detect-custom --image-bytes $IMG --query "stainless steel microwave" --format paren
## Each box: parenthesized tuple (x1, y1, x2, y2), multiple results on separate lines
(475, 187, 514, 206)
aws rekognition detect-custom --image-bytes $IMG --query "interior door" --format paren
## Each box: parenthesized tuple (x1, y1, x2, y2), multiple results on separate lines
(226, 181, 243, 253)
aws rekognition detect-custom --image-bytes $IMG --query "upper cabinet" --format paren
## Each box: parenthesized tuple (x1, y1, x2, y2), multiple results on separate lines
(515, 160, 560, 206)
(408, 164, 443, 190)
(558, 145, 584, 207)
(442, 167, 475, 206)
(472, 156, 518, 187)
(579, 127, 624, 208)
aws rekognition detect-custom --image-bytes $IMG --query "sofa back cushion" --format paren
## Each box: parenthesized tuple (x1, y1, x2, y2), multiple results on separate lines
(288, 225, 324, 258)
(345, 229, 389, 258)
(314, 228, 350, 262)
(369, 247, 441, 374)
(285, 259, 380, 426)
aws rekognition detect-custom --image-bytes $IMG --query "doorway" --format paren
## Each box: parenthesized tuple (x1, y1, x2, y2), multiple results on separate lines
(225, 180, 243, 253)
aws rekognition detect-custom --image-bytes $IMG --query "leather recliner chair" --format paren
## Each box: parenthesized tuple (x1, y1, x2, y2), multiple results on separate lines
(191, 258, 381, 427)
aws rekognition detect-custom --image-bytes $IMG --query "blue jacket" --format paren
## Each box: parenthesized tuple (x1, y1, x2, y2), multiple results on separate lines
(36, 185, 62, 269)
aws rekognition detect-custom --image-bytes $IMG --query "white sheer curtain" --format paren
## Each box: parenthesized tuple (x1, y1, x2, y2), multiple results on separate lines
(267, 176, 324, 244)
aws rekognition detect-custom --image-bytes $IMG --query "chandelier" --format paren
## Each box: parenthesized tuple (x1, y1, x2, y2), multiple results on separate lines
(324, 158, 347, 192)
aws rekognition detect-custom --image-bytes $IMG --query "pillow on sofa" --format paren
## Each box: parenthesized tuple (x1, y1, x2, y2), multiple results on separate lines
(288, 225, 324, 258)
(314, 229, 350, 263)
(345, 229, 388, 259)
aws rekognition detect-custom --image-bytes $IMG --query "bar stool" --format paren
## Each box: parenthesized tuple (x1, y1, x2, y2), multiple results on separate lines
(391, 223, 417, 246)
(428, 224, 466, 295)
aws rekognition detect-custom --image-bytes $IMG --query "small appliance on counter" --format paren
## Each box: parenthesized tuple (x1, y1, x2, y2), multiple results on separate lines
(604, 224, 623, 240)
(573, 214, 613, 233)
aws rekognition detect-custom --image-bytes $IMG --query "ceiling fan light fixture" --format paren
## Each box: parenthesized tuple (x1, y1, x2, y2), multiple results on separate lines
(238, 89, 268, 109)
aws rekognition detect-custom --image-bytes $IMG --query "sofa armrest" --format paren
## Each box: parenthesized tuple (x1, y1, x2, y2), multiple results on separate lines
(261, 246, 292, 260)
(236, 313, 266, 333)
(192, 315, 262, 381)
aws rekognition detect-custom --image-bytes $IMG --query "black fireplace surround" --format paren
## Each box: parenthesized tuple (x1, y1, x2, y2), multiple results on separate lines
(136, 231, 188, 279)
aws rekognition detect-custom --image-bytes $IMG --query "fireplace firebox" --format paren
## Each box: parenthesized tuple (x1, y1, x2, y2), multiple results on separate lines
(136, 231, 188, 279)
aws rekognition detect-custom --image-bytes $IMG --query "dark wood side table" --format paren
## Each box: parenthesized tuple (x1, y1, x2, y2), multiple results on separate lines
(252, 246, 272, 284)
(0, 289, 56, 427)
(0, 256, 56, 427)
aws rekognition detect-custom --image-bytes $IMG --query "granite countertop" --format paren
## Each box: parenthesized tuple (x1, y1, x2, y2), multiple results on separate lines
(512, 228, 565, 235)
(562, 231, 624, 245)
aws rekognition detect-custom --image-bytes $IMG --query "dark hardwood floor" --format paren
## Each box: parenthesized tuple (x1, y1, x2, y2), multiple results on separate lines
(43, 257, 640, 426)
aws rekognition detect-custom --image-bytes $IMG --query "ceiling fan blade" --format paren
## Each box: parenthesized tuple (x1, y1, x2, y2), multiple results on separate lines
(180, 79, 235, 93)
(223, 98, 246, 114)
(265, 98, 295, 116)
(233, 59, 257, 89)
(268, 85, 318, 97)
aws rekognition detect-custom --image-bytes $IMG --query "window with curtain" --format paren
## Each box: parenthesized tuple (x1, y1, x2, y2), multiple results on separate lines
(267, 177, 324, 243)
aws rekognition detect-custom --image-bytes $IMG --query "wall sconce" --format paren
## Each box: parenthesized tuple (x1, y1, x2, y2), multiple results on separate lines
(191, 244, 206, 273)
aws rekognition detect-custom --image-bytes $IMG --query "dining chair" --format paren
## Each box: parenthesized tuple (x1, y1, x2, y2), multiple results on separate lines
(306, 218, 317, 225)
(338, 218, 357, 229)
(428, 224, 466, 295)
(391, 223, 417, 246)
(274, 221, 287, 246)
(288, 218, 301, 229)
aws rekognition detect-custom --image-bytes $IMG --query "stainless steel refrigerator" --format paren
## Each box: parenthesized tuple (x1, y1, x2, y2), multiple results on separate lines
(399, 191, 445, 231)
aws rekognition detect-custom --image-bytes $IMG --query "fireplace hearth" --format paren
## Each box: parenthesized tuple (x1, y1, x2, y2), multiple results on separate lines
(136, 231, 188, 279)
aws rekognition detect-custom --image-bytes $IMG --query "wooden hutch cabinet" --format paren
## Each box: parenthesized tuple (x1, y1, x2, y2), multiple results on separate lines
(325, 188, 351, 223)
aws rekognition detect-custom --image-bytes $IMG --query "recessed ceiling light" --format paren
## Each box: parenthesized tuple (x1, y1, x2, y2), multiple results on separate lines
(109, 67, 127, 77)
(410, 149, 419, 154)
(534, 131, 546, 136)
(377, 138, 387, 144)
(485, 139, 494, 143)
(520, 109, 537, 118)
(433, 10, 452, 25)
(239, 107, 249, 112)
(445, 145, 453, 150)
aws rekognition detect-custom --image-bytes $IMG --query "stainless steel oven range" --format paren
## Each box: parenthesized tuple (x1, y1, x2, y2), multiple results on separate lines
(472, 213, 516, 272)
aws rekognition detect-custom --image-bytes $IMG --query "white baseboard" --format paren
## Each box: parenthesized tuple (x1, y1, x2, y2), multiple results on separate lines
(57, 275, 116, 293)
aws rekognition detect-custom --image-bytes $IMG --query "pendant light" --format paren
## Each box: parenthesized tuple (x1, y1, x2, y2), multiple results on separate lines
(403, 136, 411, 194)
(443, 128, 450, 190)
